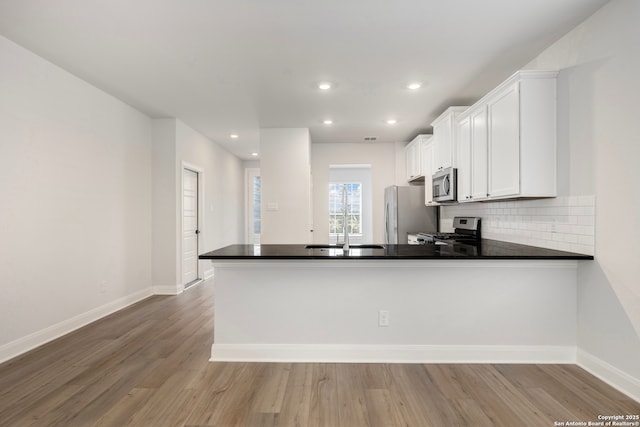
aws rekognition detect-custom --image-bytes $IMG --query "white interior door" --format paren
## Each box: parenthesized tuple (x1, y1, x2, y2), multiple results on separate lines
(182, 168, 199, 286)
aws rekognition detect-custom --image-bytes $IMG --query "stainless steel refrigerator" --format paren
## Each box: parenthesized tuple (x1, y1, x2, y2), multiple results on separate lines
(384, 185, 438, 244)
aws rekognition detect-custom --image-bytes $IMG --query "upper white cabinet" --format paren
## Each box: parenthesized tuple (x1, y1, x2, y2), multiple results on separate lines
(405, 134, 432, 183)
(456, 104, 488, 202)
(487, 83, 521, 198)
(431, 107, 469, 172)
(457, 113, 472, 201)
(487, 70, 557, 199)
(405, 138, 420, 182)
(420, 137, 438, 205)
(455, 70, 557, 202)
(470, 106, 488, 200)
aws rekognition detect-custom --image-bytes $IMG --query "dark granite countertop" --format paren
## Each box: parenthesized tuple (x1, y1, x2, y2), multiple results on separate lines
(199, 240, 594, 260)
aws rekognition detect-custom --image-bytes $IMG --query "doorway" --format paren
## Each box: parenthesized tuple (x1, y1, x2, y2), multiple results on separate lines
(182, 167, 200, 288)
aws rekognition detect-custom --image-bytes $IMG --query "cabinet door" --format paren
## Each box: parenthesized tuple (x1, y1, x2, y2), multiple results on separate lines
(433, 118, 452, 171)
(488, 83, 520, 198)
(421, 139, 438, 205)
(405, 141, 419, 181)
(418, 136, 429, 177)
(456, 115, 471, 201)
(470, 106, 488, 200)
(405, 142, 412, 181)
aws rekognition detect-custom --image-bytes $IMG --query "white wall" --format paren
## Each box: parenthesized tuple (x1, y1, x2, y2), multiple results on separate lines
(0, 35, 153, 362)
(394, 141, 409, 185)
(0, 34, 247, 361)
(312, 143, 397, 243)
(176, 120, 244, 264)
(152, 119, 178, 295)
(525, 0, 640, 391)
(243, 160, 260, 169)
(260, 128, 311, 244)
(212, 260, 578, 363)
(152, 118, 245, 294)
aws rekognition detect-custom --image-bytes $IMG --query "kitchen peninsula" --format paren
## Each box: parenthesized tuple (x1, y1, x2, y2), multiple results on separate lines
(200, 242, 592, 364)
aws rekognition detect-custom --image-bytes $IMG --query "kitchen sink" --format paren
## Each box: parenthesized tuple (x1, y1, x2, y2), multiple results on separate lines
(305, 244, 385, 249)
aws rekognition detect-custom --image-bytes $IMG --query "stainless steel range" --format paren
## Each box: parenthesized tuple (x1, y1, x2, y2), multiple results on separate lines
(417, 217, 481, 245)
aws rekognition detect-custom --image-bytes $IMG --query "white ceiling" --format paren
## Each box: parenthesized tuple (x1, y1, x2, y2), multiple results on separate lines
(0, 0, 609, 159)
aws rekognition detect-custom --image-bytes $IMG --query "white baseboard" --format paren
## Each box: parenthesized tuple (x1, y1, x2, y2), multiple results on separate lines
(153, 285, 181, 295)
(203, 268, 214, 281)
(0, 287, 153, 364)
(210, 343, 576, 364)
(577, 349, 640, 403)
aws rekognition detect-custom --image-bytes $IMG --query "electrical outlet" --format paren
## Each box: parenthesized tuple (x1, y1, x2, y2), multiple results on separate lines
(99, 280, 107, 294)
(378, 310, 390, 327)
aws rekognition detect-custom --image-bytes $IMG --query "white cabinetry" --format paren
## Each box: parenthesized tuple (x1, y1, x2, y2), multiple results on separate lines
(470, 106, 488, 200)
(405, 134, 432, 183)
(455, 70, 557, 202)
(486, 71, 557, 199)
(421, 137, 438, 205)
(456, 105, 488, 202)
(457, 114, 472, 201)
(487, 83, 521, 198)
(431, 107, 469, 172)
(405, 138, 420, 182)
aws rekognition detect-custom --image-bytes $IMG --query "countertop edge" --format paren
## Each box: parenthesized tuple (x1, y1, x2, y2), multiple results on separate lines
(198, 242, 594, 261)
(198, 255, 593, 260)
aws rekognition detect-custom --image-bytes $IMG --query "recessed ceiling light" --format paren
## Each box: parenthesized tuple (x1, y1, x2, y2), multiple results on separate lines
(230, 134, 239, 139)
(386, 119, 397, 125)
(318, 82, 332, 90)
(407, 83, 422, 90)
(251, 152, 258, 157)
(323, 119, 333, 125)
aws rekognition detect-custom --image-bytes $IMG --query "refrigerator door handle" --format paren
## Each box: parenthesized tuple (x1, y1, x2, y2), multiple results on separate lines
(384, 203, 389, 243)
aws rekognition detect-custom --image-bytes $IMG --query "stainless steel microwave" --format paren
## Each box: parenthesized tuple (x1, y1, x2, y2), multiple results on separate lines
(432, 167, 457, 202)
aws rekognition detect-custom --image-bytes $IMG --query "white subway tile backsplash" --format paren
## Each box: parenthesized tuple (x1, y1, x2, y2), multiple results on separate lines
(564, 234, 579, 244)
(579, 195, 595, 205)
(578, 216, 594, 226)
(441, 195, 596, 255)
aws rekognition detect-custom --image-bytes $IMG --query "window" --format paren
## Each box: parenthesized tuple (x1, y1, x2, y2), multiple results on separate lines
(328, 182, 362, 237)
(252, 176, 261, 235)
(246, 168, 261, 244)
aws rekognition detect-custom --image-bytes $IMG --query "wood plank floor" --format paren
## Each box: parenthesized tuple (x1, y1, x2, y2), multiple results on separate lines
(1, 281, 638, 426)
